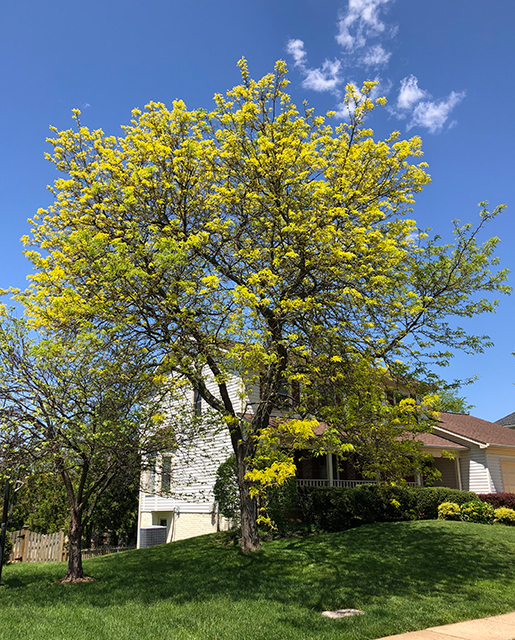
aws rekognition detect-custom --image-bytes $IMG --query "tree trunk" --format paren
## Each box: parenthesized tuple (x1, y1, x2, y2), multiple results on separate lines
(60, 506, 89, 582)
(236, 441, 261, 552)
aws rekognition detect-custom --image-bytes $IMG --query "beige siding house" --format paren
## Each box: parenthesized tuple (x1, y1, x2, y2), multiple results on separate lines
(421, 413, 515, 494)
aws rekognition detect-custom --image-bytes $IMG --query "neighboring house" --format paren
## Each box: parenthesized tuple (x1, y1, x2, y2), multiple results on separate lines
(138, 378, 515, 546)
(496, 412, 515, 430)
(421, 413, 515, 493)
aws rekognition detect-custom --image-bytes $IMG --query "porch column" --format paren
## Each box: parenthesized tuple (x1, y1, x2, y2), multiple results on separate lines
(455, 456, 462, 490)
(327, 454, 334, 487)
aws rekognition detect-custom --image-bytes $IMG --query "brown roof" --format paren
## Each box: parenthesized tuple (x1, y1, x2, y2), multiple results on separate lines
(242, 411, 515, 449)
(435, 412, 515, 447)
(415, 431, 468, 450)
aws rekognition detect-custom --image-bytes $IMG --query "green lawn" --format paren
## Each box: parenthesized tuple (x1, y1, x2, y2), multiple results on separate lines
(2, 520, 515, 640)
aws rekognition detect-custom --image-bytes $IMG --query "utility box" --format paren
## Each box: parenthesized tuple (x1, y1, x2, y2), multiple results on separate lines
(139, 525, 167, 548)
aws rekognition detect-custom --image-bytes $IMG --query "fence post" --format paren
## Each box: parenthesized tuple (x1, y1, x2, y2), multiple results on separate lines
(20, 526, 29, 563)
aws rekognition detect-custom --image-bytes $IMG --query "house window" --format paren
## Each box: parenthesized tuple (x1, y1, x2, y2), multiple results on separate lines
(278, 378, 289, 405)
(161, 456, 171, 493)
(147, 455, 156, 493)
(193, 388, 202, 415)
(159, 518, 167, 528)
(319, 456, 327, 480)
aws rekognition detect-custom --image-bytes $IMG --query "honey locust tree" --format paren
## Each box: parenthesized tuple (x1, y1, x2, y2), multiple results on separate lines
(0, 311, 170, 581)
(20, 60, 508, 551)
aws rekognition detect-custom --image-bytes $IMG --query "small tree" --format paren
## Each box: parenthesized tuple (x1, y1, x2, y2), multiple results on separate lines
(214, 455, 239, 521)
(21, 60, 508, 551)
(0, 311, 170, 582)
(432, 387, 474, 414)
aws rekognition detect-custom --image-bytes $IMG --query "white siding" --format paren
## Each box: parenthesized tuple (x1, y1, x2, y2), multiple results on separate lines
(243, 375, 261, 415)
(139, 370, 301, 543)
(140, 369, 244, 534)
(171, 425, 233, 504)
(459, 447, 491, 493)
(140, 425, 233, 513)
(486, 454, 503, 493)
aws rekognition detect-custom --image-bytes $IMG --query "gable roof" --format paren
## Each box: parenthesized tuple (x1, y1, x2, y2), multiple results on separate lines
(434, 412, 515, 448)
(496, 411, 515, 427)
(416, 431, 468, 450)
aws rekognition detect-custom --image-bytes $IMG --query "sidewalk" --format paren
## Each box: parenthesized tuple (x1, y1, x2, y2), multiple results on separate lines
(379, 612, 515, 639)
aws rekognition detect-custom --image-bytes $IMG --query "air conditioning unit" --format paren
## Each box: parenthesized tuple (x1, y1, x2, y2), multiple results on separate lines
(139, 525, 167, 548)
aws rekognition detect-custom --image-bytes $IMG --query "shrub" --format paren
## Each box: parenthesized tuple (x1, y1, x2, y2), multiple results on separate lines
(460, 501, 494, 524)
(494, 507, 515, 526)
(296, 485, 478, 532)
(478, 493, 515, 511)
(214, 455, 240, 521)
(411, 487, 477, 520)
(265, 477, 302, 533)
(438, 502, 461, 521)
(297, 485, 380, 532)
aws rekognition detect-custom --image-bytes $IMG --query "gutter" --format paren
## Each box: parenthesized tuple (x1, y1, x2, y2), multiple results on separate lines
(433, 426, 487, 447)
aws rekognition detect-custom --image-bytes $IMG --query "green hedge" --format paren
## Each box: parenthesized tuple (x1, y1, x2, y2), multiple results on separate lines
(297, 485, 478, 532)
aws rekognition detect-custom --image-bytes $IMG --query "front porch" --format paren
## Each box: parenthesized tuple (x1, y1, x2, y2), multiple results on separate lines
(294, 451, 458, 490)
(297, 478, 419, 488)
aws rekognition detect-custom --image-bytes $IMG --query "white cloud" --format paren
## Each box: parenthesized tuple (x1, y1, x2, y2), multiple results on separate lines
(286, 38, 342, 93)
(396, 75, 428, 110)
(286, 39, 307, 68)
(361, 44, 391, 67)
(408, 91, 465, 134)
(286, 1, 466, 131)
(302, 60, 341, 92)
(336, 0, 393, 52)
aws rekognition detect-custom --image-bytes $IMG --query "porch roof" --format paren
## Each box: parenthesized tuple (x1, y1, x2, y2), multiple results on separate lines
(415, 432, 468, 450)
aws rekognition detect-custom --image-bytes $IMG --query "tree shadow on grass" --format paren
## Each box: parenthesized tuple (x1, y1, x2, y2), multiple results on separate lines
(3, 520, 515, 614)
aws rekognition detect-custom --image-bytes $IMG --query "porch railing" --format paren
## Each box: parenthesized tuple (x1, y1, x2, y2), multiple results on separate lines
(297, 478, 419, 488)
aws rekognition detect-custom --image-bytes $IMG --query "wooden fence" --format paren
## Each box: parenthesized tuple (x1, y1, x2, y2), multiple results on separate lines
(10, 527, 66, 563)
(9, 526, 136, 563)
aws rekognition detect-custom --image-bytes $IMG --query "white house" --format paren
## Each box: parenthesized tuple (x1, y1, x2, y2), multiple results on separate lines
(138, 379, 515, 546)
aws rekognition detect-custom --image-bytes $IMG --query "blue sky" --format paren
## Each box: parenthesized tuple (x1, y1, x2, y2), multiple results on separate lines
(1, 0, 514, 421)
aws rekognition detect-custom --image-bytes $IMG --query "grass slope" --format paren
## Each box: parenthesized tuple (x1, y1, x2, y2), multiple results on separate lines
(2, 520, 515, 640)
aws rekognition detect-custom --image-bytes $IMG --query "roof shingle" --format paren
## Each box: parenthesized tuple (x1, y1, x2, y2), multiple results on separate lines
(435, 412, 515, 447)
(496, 411, 515, 427)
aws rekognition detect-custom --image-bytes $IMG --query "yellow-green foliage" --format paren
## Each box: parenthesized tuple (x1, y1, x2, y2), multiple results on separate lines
(460, 501, 494, 524)
(494, 507, 515, 526)
(438, 502, 461, 521)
